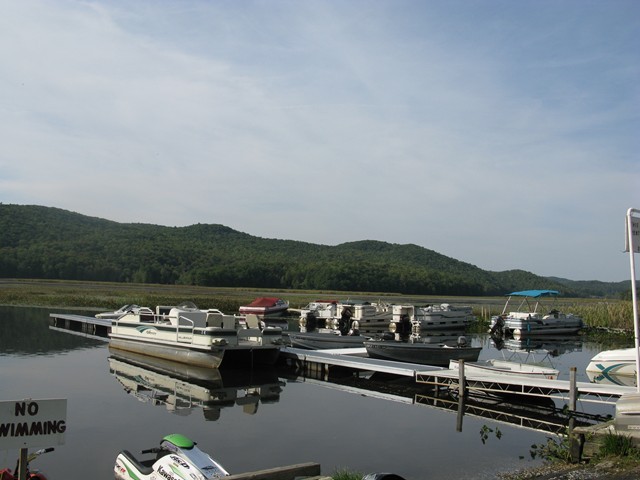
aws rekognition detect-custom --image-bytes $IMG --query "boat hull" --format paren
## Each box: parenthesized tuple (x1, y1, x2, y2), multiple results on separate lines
(109, 337, 225, 368)
(363, 340, 481, 366)
(288, 332, 365, 350)
(449, 359, 559, 380)
(586, 348, 638, 386)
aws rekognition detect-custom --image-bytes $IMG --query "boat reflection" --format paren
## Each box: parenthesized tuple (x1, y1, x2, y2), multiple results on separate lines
(108, 348, 284, 421)
(491, 335, 582, 357)
(280, 357, 607, 436)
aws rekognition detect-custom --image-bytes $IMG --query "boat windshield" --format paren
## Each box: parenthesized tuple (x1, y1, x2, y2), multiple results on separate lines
(178, 446, 227, 478)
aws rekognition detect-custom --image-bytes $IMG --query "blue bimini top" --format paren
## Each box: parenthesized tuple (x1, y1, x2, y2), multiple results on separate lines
(507, 290, 560, 298)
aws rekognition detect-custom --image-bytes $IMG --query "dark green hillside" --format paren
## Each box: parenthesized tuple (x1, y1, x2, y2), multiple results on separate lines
(0, 204, 627, 297)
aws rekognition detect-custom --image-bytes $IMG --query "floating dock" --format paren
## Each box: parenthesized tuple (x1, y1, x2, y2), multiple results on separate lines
(280, 346, 635, 405)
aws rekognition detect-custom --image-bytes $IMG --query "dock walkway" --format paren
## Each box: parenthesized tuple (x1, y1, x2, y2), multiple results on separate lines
(281, 347, 635, 405)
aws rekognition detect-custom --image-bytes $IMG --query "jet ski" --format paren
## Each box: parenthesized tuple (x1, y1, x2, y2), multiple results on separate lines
(114, 433, 229, 480)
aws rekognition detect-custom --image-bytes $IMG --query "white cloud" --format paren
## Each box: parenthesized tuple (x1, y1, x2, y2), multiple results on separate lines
(0, 0, 638, 282)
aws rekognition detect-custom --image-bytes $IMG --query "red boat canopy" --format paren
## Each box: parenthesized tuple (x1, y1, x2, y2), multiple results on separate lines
(245, 297, 282, 307)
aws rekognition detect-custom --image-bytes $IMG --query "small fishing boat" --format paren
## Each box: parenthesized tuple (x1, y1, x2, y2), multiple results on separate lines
(363, 336, 481, 366)
(239, 297, 289, 316)
(489, 290, 583, 337)
(287, 330, 367, 350)
(109, 301, 284, 368)
(449, 358, 559, 380)
(586, 347, 638, 386)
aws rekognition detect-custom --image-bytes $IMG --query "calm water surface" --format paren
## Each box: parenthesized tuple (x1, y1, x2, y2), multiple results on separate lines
(0, 306, 632, 479)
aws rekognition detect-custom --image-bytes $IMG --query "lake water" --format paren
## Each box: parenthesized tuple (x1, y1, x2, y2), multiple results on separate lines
(0, 306, 633, 479)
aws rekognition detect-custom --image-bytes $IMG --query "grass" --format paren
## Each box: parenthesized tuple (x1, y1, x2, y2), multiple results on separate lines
(0, 278, 635, 331)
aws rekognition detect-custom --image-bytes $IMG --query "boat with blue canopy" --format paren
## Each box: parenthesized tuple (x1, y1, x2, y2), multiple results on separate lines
(489, 290, 583, 337)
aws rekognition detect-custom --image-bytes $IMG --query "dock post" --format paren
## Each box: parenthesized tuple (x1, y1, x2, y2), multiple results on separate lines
(458, 359, 466, 397)
(456, 359, 466, 432)
(568, 366, 582, 462)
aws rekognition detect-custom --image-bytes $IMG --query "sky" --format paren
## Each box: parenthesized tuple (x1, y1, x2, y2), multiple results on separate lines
(1, 0, 638, 283)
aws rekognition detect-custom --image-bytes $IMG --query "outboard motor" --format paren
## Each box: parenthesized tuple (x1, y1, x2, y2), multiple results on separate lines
(396, 314, 412, 335)
(348, 320, 360, 336)
(489, 315, 505, 336)
(338, 307, 353, 335)
(306, 312, 317, 332)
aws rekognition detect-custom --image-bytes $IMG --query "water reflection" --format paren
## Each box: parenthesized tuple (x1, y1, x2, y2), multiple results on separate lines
(108, 348, 284, 421)
(0, 306, 105, 356)
(280, 358, 610, 438)
(493, 335, 583, 356)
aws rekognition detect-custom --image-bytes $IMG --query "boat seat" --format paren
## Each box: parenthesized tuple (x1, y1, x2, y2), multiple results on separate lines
(120, 450, 155, 476)
(245, 314, 261, 329)
(207, 312, 224, 328)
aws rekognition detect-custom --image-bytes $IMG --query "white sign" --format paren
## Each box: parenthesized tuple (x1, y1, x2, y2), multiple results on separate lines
(0, 399, 67, 450)
(625, 211, 640, 253)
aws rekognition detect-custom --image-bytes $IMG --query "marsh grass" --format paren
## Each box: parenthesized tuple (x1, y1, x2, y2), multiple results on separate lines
(0, 279, 635, 330)
(597, 432, 640, 459)
(331, 469, 363, 480)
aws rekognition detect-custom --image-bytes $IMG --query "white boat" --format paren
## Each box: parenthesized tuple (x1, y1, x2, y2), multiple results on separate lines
(449, 358, 559, 380)
(489, 290, 583, 337)
(586, 348, 638, 386)
(109, 301, 284, 368)
(298, 300, 391, 334)
(391, 303, 473, 331)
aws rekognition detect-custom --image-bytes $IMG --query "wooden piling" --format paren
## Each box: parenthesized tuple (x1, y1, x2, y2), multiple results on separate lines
(225, 462, 322, 480)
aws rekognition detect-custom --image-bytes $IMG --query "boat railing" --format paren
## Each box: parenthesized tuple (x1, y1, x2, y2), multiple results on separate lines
(176, 316, 195, 343)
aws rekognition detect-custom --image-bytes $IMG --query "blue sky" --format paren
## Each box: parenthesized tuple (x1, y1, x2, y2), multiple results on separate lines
(1, 0, 638, 282)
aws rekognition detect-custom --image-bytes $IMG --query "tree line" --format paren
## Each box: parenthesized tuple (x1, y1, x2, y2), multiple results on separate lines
(0, 204, 628, 297)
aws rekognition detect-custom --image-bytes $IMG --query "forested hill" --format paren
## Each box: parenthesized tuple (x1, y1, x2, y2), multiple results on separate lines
(0, 204, 628, 297)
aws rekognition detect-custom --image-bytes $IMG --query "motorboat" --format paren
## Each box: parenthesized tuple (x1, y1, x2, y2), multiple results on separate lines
(449, 358, 559, 380)
(489, 290, 583, 337)
(363, 336, 481, 366)
(290, 300, 383, 349)
(586, 347, 638, 386)
(114, 434, 228, 480)
(298, 300, 391, 330)
(108, 301, 284, 368)
(239, 297, 289, 316)
(390, 303, 473, 331)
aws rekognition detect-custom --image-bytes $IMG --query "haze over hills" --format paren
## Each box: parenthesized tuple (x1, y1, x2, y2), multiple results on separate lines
(0, 204, 628, 297)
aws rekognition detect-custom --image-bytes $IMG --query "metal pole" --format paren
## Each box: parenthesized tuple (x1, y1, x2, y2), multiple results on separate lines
(18, 447, 27, 480)
(626, 209, 640, 393)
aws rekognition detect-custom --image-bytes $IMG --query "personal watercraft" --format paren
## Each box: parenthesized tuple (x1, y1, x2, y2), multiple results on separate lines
(0, 447, 54, 480)
(114, 433, 229, 480)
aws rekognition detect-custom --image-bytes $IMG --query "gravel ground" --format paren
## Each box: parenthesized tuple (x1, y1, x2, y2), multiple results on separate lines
(497, 460, 640, 479)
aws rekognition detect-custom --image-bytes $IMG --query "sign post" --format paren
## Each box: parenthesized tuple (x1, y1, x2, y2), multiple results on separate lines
(625, 208, 640, 393)
(0, 398, 66, 480)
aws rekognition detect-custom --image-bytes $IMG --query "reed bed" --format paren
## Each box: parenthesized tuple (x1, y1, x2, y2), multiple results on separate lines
(0, 279, 635, 331)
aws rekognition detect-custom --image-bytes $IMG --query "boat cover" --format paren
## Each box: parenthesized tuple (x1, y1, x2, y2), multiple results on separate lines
(506, 290, 560, 298)
(245, 297, 282, 307)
